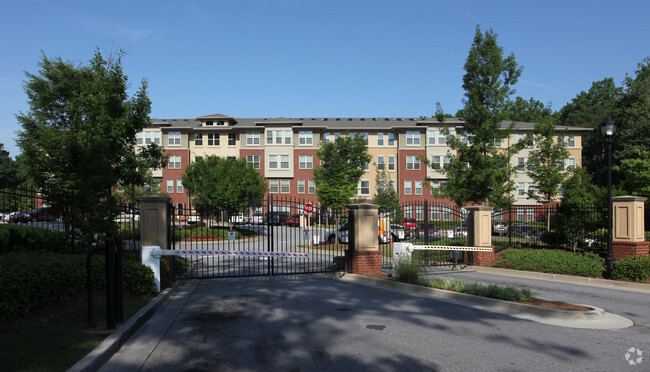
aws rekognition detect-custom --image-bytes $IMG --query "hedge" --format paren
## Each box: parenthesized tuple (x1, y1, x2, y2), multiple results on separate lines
(0, 224, 68, 253)
(495, 249, 604, 278)
(611, 255, 650, 282)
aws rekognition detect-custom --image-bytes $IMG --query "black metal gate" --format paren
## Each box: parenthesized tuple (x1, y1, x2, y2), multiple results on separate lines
(169, 196, 348, 278)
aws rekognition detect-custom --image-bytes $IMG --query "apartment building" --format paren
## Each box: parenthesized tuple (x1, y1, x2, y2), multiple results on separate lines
(135, 114, 588, 213)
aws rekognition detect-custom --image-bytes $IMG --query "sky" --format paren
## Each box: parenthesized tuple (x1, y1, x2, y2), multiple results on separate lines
(1, 0, 649, 158)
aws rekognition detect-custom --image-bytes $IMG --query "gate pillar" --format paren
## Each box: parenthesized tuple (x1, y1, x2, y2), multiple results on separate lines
(465, 206, 495, 266)
(348, 203, 382, 276)
(612, 196, 649, 259)
(138, 195, 171, 291)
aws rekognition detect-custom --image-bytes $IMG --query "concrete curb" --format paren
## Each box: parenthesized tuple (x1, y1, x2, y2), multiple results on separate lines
(67, 284, 179, 372)
(335, 273, 605, 321)
(468, 266, 650, 294)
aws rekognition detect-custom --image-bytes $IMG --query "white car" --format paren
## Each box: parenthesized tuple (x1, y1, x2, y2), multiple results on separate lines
(229, 213, 249, 224)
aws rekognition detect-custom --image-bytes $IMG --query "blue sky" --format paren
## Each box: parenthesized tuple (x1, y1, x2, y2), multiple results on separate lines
(1, 0, 649, 158)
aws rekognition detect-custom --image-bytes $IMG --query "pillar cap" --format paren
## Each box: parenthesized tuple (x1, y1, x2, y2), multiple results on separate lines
(347, 203, 379, 210)
(137, 195, 171, 203)
(612, 195, 647, 203)
(464, 206, 493, 212)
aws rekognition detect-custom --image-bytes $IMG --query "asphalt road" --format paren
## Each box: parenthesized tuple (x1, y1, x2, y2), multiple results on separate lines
(98, 273, 650, 371)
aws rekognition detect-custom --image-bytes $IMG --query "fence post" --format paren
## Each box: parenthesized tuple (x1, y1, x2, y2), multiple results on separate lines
(138, 195, 171, 292)
(612, 196, 649, 259)
(465, 206, 495, 266)
(348, 203, 382, 276)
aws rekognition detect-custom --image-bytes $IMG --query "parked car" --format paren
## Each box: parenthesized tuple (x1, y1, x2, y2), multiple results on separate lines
(326, 221, 350, 244)
(115, 212, 140, 223)
(390, 224, 406, 242)
(250, 214, 264, 224)
(510, 225, 540, 238)
(11, 211, 31, 223)
(229, 213, 249, 224)
(417, 223, 439, 238)
(0, 212, 10, 223)
(265, 211, 290, 225)
(454, 227, 468, 237)
(402, 218, 417, 235)
(492, 221, 508, 236)
(285, 214, 302, 227)
(29, 207, 55, 222)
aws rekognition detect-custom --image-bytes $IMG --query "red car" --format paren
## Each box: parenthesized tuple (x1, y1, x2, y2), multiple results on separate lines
(402, 218, 417, 234)
(285, 214, 301, 227)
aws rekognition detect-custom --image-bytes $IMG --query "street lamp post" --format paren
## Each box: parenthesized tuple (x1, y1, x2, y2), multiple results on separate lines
(601, 117, 617, 274)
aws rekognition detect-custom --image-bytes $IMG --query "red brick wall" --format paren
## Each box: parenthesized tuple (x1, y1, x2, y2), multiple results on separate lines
(398, 149, 426, 203)
(612, 241, 650, 259)
(162, 149, 190, 208)
(352, 251, 383, 276)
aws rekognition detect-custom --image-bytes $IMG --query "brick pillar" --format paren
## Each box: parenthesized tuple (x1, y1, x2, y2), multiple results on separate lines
(465, 206, 495, 266)
(348, 203, 382, 276)
(612, 196, 649, 259)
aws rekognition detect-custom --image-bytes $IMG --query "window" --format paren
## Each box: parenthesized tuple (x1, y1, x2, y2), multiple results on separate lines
(137, 132, 143, 145)
(153, 132, 160, 145)
(461, 132, 469, 145)
(194, 133, 203, 146)
(275, 131, 283, 144)
(269, 180, 279, 193)
(166, 180, 174, 193)
(406, 156, 420, 170)
(430, 180, 440, 194)
(443, 156, 451, 169)
(567, 135, 575, 147)
(359, 180, 370, 195)
(404, 181, 412, 195)
(431, 206, 441, 220)
(299, 155, 313, 169)
(247, 131, 260, 145)
(216, 120, 225, 126)
(267, 131, 274, 144)
(194, 156, 203, 162)
(377, 156, 385, 171)
(438, 131, 446, 145)
(567, 158, 576, 170)
(207, 133, 219, 146)
(323, 133, 330, 144)
(388, 156, 395, 171)
(299, 131, 313, 145)
(415, 181, 423, 195)
(404, 206, 412, 218)
(527, 183, 536, 198)
(168, 132, 181, 146)
(246, 155, 260, 169)
(169, 155, 181, 169)
(281, 180, 290, 193)
(176, 179, 183, 193)
(280, 155, 289, 169)
(527, 208, 534, 222)
(518, 182, 525, 196)
(406, 131, 420, 145)
(284, 130, 291, 144)
(494, 138, 502, 147)
(428, 131, 436, 145)
(517, 157, 526, 172)
(387, 133, 395, 146)
(443, 207, 452, 221)
(517, 209, 525, 221)
(297, 180, 305, 194)
(228, 133, 236, 146)
(517, 133, 525, 143)
(431, 155, 441, 168)
(269, 155, 278, 169)
(308, 180, 316, 194)
(415, 205, 423, 220)
(377, 133, 384, 146)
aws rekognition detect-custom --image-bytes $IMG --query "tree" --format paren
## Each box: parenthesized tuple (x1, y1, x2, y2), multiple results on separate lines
(526, 120, 569, 229)
(0, 144, 20, 189)
(16, 50, 165, 244)
(557, 78, 623, 186)
(616, 149, 650, 200)
(313, 135, 371, 211)
(440, 26, 525, 209)
(181, 156, 266, 220)
(372, 167, 399, 214)
(503, 97, 554, 123)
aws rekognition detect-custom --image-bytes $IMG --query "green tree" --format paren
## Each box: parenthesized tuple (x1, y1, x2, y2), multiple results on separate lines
(503, 97, 554, 123)
(616, 149, 650, 200)
(440, 26, 525, 209)
(372, 167, 399, 214)
(182, 156, 266, 220)
(314, 134, 371, 211)
(16, 50, 165, 245)
(526, 120, 569, 229)
(557, 78, 623, 186)
(0, 144, 20, 189)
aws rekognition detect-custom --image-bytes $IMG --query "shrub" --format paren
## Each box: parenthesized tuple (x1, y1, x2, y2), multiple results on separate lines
(422, 278, 534, 302)
(611, 255, 650, 282)
(495, 249, 604, 278)
(0, 224, 68, 254)
(394, 254, 422, 284)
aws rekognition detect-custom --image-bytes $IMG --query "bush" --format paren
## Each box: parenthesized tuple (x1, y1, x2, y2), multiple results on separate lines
(611, 255, 650, 282)
(0, 224, 69, 253)
(0, 251, 156, 322)
(394, 254, 422, 284)
(495, 249, 604, 278)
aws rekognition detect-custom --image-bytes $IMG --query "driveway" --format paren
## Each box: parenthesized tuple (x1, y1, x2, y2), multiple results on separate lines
(95, 273, 650, 371)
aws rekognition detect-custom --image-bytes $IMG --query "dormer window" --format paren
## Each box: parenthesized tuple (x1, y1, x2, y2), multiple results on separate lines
(205, 121, 213, 126)
(217, 121, 225, 126)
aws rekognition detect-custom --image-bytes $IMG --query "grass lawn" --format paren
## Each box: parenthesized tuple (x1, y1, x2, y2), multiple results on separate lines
(0, 290, 153, 371)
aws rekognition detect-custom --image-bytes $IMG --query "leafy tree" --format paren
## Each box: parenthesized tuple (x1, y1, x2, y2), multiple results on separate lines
(0, 144, 20, 189)
(440, 26, 525, 209)
(526, 120, 569, 229)
(372, 167, 399, 214)
(557, 78, 623, 186)
(503, 97, 554, 123)
(616, 149, 650, 200)
(16, 50, 165, 245)
(181, 156, 266, 221)
(314, 134, 371, 211)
